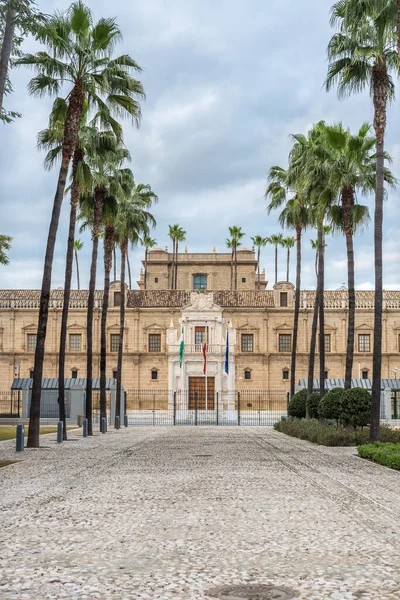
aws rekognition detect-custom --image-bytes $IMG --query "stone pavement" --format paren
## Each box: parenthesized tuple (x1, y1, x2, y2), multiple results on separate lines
(1, 426, 400, 599)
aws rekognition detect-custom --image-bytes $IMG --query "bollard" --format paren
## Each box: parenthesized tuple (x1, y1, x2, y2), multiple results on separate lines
(57, 421, 63, 444)
(101, 417, 106, 434)
(124, 414, 128, 428)
(115, 415, 120, 430)
(16, 424, 24, 452)
(82, 418, 88, 437)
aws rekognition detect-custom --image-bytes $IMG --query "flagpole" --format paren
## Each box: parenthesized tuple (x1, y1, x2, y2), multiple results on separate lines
(205, 322, 208, 412)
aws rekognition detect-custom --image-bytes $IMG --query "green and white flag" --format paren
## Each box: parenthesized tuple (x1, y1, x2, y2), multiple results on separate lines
(179, 325, 184, 368)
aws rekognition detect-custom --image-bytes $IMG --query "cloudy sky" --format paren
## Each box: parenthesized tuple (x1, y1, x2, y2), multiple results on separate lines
(1, 0, 400, 291)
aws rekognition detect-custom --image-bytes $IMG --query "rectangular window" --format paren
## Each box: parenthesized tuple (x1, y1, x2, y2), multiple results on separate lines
(244, 369, 251, 380)
(111, 334, 120, 352)
(283, 369, 289, 380)
(113, 369, 118, 379)
(154, 277, 158, 283)
(362, 370, 369, 380)
(71, 370, 78, 379)
(27, 334, 37, 351)
(69, 334, 81, 352)
(358, 334, 370, 352)
(29, 370, 34, 379)
(241, 334, 254, 352)
(279, 334, 291, 353)
(149, 334, 161, 352)
(114, 292, 121, 307)
(324, 334, 331, 353)
(195, 326, 207, 346)
(151, 370, 158, 380)
(280, 292, 288, 307)
(193, 275, 207, 290)
(242, 278, 246, 283)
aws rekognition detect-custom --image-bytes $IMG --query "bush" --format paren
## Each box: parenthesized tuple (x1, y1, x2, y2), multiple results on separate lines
(358, 443, 400, 470)
(288, 388, 307, 418)
(307, 392, 321, 419)
(341, 388, 371, 429)
(319, 388, 344, 424)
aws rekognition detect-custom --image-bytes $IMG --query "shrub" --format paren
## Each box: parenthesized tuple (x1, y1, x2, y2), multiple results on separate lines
(341, 388, 371, 429)
(288, 388, 307, 418)
(319, 387, 344, 424)
(358, 443, 400, 470)
(307, 392, 321, 419)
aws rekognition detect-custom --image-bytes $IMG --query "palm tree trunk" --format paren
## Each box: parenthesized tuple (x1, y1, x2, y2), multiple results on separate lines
(286, 247, 290, 282)
(307, 289, 319, 403)
(116, 241, 127, 426)
(257, 246, 261, 291)
(318, 224, 325, 398)
(230, 249, 234, 291)
(100, 225, 114, 426)
(397, 0, 400, 59)
(175, 241, 179, 290)
(291, 227, 302, 399)
(0, 0, 15, 115)
(113, 246, 117, 282)
(171, 240, 175, 290)
(370, 64, 388, 443)
(74, 249, 80, 290)
(144, 247, 148, 290)
(343, 187, 355, 390)
(86, 187, 105, 437)
(234, 245, 238, 290)
(58, 149, 82, 441)
(126, 249, 132, 290)
(275, 245, 278, 284)
(27, 84, 84, 449)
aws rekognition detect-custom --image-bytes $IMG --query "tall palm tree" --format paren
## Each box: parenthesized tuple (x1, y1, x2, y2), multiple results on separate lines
(226, 226, 245, 290)
(79, 144, 133, 435)
(321, 122, 395, 389)
(282, 237, 295, 282)
(114, 184, 157, 426)
(326, 0, 399, 440)
(19, 1, 145, 448)
(142, 235, 157, 290)
(126, 248, 132, 289)
(74, 239, 83, 289)
(0, 234, 12, 264)
(168, 224, 179, 290)
(266, 165, 310, 399)
(174, 226, 186, 290)
(310, 239, 319, 277)
(251, 236, 268, 290)
(267, 233, 284, 284)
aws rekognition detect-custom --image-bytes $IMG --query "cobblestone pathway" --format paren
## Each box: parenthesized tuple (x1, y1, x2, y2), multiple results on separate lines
(1, 426, 400, 599)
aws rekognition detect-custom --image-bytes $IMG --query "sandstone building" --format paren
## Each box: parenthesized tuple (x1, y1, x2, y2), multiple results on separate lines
(1, 247, 400, 398)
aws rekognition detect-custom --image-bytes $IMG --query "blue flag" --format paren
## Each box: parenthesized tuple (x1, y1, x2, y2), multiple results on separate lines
(224, 329, 229, 374)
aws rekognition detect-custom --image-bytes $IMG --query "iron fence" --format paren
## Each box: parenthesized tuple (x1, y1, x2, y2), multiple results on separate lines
(92, 390, 112, 424)
(125, 389, 287, 426)
(27, 390, 71, 419)
(0, 390, 21, 417)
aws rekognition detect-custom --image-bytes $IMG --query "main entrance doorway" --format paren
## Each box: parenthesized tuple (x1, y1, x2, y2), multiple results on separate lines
(189, 377, 215, 410)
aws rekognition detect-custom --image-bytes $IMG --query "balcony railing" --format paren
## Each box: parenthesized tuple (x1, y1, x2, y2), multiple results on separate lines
(184, 344, 226, 354)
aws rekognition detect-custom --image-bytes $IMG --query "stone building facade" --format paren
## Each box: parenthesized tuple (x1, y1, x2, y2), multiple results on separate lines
(1, 248, 400, 395)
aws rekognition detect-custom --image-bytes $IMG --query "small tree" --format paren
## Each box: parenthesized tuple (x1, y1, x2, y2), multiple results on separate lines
(307, 392, 321, 420)
(341, 388, 372, 429)
(319, 387, 344, 426)
(288, 388, 307, 418)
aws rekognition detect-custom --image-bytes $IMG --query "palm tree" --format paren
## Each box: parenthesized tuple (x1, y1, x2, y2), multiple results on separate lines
(168, 225, 178, 290)
(321, 122, 395, 389)
(79, 144, 133, 435)
(142, 235, 157, 290)
(0, 234, 12, 264)
(114, 184, 157, 426)
(267, 233, 284, 284)
(226, 226, 245, 290)
(310, 239, 319, 277)
(19, 1, 145, 448)
(326, 0, 398, 441)
(283, 237, 295, 282)
(266, 165, 310, 399)
(74, 239, 83, 289)
(251, 236, 268, 290)
(126, 248, 132, 289)
(174, 226, 186, 290)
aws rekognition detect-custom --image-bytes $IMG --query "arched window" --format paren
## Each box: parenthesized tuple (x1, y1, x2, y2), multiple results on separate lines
(193, 274, 207, 290)
(151, 368, 158, 380)
(244, 369, 251, 380)
(282, 369, 289, 380)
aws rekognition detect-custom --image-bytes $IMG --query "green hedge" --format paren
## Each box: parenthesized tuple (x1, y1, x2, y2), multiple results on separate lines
(341, 388, 371, 429)
(319, 388, 344, 424)
(275, 419, 400, 447)
(357, 443, 400, 470)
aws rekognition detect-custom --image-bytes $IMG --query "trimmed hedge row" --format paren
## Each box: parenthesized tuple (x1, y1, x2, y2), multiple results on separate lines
(357, 443, 400, 470)
(288, 387, 372, 428)
(275, 419, 400, 447)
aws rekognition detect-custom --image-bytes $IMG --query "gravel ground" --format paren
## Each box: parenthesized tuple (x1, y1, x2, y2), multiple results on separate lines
(1, 426, 400, 599)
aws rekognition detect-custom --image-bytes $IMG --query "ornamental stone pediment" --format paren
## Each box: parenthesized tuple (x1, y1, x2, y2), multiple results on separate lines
(355, 322, 372, 331)
(22, 322, 37, 331)
(182, 292, 221, 312)
(273, 321, 292, 331)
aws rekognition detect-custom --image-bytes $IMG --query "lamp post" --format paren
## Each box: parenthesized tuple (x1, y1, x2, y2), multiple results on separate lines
(392, 367, 398, 380)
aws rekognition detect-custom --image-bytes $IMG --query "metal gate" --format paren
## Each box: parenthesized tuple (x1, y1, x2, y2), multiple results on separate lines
(125, 389, 287, 426)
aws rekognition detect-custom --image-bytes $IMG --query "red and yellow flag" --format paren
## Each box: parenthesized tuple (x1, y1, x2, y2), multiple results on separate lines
(202, 331, 207, 375)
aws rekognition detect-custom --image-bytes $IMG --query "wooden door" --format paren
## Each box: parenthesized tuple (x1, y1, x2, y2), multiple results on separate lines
(189, 377, 215, 410)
